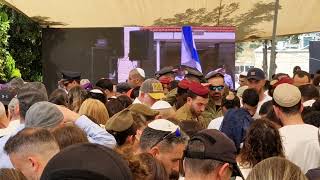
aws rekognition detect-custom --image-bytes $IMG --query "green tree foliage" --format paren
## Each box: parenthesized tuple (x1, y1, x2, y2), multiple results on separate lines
(3, 5, 42, 81)
(0, 9, 21, 81)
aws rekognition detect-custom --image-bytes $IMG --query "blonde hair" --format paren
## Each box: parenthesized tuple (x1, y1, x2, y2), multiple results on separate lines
(247, 157, 308, 180)
(79, 98, 109, 125)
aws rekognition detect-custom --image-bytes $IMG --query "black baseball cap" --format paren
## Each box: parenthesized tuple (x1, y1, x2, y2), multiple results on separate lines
(183, 129, 244, 179)
(40, 143, 133, 180)
(246, 68, 265, 80)
(205, 70, 224, 80)
(0, 89, 15, 105)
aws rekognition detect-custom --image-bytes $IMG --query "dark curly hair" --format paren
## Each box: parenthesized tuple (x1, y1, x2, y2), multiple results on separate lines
(239, 118, 284, 167)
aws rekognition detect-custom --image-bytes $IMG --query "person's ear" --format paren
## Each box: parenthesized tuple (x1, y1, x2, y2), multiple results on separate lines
(126, 135, 134, 144)
(28, 156, 40, 173)
(273, 105, 281, 119)
(187, 97, 192, 105)
(217, 163, 232, 179)
(149, 146, 160, 157)
(299, 103, 304, 113)
(135, 129, 143, 141)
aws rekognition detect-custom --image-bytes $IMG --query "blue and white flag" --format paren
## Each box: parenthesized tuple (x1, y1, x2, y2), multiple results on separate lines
(181, 26, 202, 72)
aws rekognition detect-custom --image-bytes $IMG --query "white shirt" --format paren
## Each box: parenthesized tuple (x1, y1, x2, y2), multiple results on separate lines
(207, 116, 224, 130)
(0, 120, 20, 137)
(279, 124, 320, 173)
(253, 94, 272, 119)
(303, 99, 316, 107)
(132, 98, 142, 104)
(236, 164, 251, 180)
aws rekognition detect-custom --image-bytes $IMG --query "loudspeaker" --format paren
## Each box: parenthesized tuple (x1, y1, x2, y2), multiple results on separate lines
(310, 41, 320, 74)
(129, 30, 154, 60)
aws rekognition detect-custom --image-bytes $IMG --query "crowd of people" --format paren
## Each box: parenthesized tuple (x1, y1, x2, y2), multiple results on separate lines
(0, 64, 319, 180)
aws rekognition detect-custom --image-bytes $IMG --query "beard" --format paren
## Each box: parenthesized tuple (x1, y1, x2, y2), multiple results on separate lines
(169, 171, 180, 180)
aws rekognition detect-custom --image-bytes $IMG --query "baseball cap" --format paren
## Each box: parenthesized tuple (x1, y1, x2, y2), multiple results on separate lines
(184, 129, 244, 179)
(140, 78, 165, 100)
(40, 143, 133, 180)
(151, 100, 172, 110)
(189, 82, 209, 96)
(246, 68, 265, 80)
(273, 83, 301, 107)
(105, 109, 133, 132)
(25, 101, 64, 128)
(205, 71, 224, 80)
(0, 89, 15, 105)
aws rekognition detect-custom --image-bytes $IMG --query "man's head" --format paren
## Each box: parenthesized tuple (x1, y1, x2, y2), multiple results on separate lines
(299, 84, 320, 103)
(186, 82, 209, 116)
(273, 83, 303, 122)
(242, 88, 259, 116)
(128, 68, 145, 88)
(155, 66, 176, 81)
(183, 129, 243, 180)
(246, 68, 266, 95)
(61, 71, 81, 92)
(206, 71, 225, 103)
(139, 119, 189, 178)
(25, 101, 64, 130)
(293, 70, 311, 87)
(8, 97, 20, 121)
(4, 128, 60, 180)
(139, 78, 165, 107)
(106, 109, 138, 146)
(293, 66, 301, 75)
(17, 83, 48, 122)
(184, 67, 203, 83)
(95, 78, 115, 98)
(239, 72, 247, 87)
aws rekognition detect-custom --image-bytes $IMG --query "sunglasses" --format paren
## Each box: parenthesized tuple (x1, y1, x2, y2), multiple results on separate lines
(209, 85, 224, 91)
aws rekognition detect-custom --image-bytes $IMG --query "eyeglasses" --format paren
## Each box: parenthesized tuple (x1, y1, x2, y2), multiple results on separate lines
(209, 85, 224, 91)
(151, 128, 181, 148)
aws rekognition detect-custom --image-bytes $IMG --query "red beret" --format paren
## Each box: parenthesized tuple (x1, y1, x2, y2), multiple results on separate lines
(159, 76, 172, 84)
(189, 82, 209, 96)
(272, 77, 294, 88)
(178, 79, 191, 89)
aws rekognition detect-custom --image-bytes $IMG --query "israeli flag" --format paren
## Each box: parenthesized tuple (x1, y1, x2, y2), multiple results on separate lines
(181, 26, 202, 72)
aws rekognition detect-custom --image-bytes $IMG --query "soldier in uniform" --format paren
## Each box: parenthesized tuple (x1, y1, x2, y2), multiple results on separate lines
(59, 71, 81, 92)
(165, 66, 203, 106)
(176, 81, 209, 128)
(202, 70, 228, 124)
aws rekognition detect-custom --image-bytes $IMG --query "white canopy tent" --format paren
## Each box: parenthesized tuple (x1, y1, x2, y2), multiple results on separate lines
(2, 0, 320, 41)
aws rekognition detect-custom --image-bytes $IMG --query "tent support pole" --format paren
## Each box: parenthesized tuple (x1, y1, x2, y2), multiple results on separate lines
(269, 0, 280, 80)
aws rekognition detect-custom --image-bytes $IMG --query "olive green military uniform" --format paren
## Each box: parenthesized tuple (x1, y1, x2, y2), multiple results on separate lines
(176, 104, 207, 129)
(201, 97, 223, 127)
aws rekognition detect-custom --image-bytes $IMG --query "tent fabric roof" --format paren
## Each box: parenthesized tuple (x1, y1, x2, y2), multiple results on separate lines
(3, 0, 320, 41)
